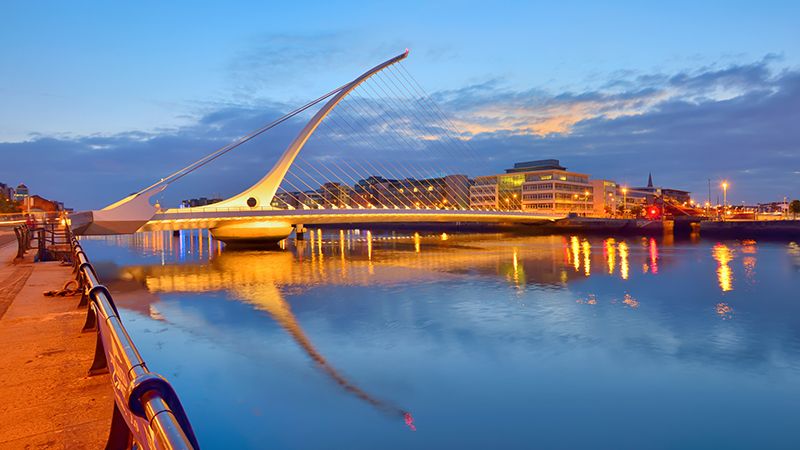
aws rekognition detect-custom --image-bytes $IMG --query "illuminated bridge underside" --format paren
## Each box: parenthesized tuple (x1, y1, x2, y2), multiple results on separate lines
(143, 208, 561, 235)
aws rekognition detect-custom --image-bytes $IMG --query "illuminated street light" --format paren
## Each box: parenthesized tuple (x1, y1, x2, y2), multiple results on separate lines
(722, 181, 729, 220)
(622, 187, 628, 218)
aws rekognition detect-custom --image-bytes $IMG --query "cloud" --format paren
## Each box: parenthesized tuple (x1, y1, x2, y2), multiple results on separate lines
(434, 56, 787, 139)
(452, 62, 800, 200)
(1, 56, 798, 209)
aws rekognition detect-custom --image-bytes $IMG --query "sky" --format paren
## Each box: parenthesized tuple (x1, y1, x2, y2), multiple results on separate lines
(1, 0, 798, 209)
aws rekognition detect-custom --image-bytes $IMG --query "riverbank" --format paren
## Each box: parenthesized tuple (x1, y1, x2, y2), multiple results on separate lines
(0, 239, 112, 448)
(700, 219, 800, 238)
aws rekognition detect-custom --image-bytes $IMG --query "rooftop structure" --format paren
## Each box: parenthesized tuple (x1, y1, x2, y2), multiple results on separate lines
(505, 159, 567, 173)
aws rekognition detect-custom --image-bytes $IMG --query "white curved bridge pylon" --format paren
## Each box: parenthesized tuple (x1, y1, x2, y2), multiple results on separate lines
(72, 50, 412, 236)
(208, 50, 410, 211)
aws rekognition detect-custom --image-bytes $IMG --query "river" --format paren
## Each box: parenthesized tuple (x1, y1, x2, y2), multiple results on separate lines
(80, 230, 800, 449)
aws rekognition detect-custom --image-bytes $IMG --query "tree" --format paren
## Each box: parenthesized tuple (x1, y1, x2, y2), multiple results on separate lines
(629, 205, 643, 218)
(0, 193, 21, 213)
(790, 199, 800, 219)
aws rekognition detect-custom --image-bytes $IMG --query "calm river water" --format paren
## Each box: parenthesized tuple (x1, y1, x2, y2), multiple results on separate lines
(81, 230, 800, 449)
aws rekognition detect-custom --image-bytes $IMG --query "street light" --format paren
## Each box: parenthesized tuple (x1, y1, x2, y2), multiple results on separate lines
(622, 187, 628, 218)
(722, 181, 729, 220)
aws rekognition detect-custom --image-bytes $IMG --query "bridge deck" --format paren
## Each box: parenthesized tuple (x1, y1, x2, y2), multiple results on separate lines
(0, 238, 112, 448)
(143, 207, 562, 230)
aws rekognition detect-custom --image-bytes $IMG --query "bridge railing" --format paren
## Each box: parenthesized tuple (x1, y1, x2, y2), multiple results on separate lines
(165, 205, 564, 214)
(70, 236, 200, 449)
(13, 224, 30, 259)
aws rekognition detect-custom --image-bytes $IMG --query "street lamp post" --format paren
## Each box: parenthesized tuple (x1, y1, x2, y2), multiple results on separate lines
(722, 181, 728, 220)
(622, 187, 628, 218)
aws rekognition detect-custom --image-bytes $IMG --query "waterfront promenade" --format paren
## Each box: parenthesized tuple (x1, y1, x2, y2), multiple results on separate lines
(0, 232, 111, 448)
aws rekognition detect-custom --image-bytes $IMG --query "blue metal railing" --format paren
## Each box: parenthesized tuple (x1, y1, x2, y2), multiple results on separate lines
(70, 236, 200, 449)
(13, 224, 30, 259)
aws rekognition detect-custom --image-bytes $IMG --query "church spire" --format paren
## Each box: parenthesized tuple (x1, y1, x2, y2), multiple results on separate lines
(647, 172, 653, 188)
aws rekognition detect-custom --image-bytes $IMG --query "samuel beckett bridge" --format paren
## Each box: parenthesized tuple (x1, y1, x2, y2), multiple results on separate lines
(70, 50, 562, 244)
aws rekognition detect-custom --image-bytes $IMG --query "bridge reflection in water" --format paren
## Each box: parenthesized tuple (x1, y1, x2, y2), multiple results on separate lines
(117, 231, 657, 294)
(99, 228, 758, 304)
(95, 230, 682, 429)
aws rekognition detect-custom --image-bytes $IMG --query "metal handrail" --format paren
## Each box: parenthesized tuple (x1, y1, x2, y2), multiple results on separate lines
(13, 225, 29, 259)
(70, 237, 200, 449)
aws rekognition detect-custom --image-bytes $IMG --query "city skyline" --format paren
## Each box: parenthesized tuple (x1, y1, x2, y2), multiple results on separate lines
(1, 1, 798, 209)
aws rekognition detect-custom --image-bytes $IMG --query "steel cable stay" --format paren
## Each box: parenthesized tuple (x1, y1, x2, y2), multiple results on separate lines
(393, 64, 497, 210)
(378, 67, 486, 210)
(319, 108, 420, 209)
(391, 64, 491, 189)
(395, 63, 485, 163)
(348, 78, 472, 210)
(134, 84, 347, 197)
(355, 79, 462, 207)
(317, 95, 431, 209)
(334, 89, 446, 208)
(364, 73, 475, 209)
(316, 115, 421, 209)
(285, 159, 356, 209)
(287, 97, 414, 211)
(275, 84, 424, 210)
(326, 95, 436, 209)
(373, 69, 480, 209)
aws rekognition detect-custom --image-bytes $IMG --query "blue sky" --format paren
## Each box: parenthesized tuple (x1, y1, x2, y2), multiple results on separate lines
(1, 0, 798, 208)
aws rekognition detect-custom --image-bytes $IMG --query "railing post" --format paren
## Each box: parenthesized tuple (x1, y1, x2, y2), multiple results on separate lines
(105, 402, 133, 450)
(81, 299, 97, 331)
(88, 326, 109, 376)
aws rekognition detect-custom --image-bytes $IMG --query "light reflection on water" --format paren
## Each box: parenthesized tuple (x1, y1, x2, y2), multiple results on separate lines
(80, 231, 800, 449)
(713, 243, 734, 292)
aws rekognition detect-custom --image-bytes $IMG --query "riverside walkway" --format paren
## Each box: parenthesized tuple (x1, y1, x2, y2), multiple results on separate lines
(0, 231, 112, 448)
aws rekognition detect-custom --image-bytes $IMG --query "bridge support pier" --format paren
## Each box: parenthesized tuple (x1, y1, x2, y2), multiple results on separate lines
(295, 224, 306, 240)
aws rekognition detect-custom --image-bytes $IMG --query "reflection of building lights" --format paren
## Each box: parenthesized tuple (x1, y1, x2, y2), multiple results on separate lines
(604, 238, 616, 275)
(413, 232, 420, 253)
(741, 240, 757, 283)
(743, 256, 756, 283)
(619, 241, 629, 280)
(511, 249, 523, 286)
(440, 232, 448, 241)
(570, 236, 580, 271)
(649, 238, 658, 274)
(582, 240, 591, 276)
(716, 302, 733, 319)
(712, 244, 733, 292)
(339, 229, 346, 261)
